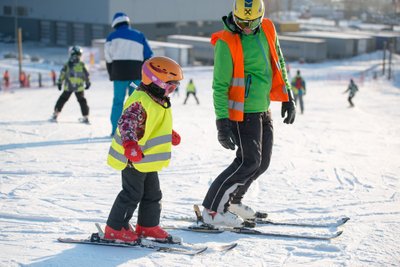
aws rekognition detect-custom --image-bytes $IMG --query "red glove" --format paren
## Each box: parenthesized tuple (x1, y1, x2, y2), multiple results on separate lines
(172, 130, 181, 146)
(123, 141, 143, 162)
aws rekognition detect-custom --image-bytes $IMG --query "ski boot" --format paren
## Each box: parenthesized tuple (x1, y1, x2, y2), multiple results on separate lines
(228, 203, 258, 220)
(135, 224, 182, 244)
(202, 208, 244, 228)
(49, 112, 58, 122)
(104, 225, 139, 243)
(79, 116, 90, 124)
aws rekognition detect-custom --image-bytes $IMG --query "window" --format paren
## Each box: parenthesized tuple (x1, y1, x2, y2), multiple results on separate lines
(3, 6, 12, 16)
(16, 6, 28, 17)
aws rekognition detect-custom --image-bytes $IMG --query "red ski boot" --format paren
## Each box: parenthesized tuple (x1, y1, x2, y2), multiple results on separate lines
(136, 224, 181, 243)
(104, 225, 139, 243)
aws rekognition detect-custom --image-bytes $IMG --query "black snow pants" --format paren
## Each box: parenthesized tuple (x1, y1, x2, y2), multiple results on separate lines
(348, 96, 354, 107)
(202, 111, 274, 212)
(107, 166, 162, 230)
(54, 91, 89, 116)
(183, 92, 200, 104)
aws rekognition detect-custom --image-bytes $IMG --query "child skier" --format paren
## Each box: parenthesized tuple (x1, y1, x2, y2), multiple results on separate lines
(51, 46, 91, 123)
(183, 78, 200, 105)
(105, 56, 183, 243)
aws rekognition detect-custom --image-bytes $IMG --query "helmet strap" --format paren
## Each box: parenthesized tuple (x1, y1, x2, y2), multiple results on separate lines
(142, 63, 168, 90)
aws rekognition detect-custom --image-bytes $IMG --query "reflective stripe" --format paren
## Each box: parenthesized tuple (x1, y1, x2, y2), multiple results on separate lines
(140, 134, 171, 151)
(114, 133, 122, 145)
(282, 85, 287, 94)
(229, 100, 244, 112)
(108, 146, 127, 162)
(114, 134, 171, 151)
(276, 61, 281, 70)
(230, 78, 245, 87)
(136, 152, 171, 164)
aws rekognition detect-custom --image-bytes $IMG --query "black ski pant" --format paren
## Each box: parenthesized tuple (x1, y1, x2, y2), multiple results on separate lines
(183, 92, 200, 104)
(202, 111, 273, 212)
(107, 166, 162, 230)
(54, 91, 89, 116)
(348, 96, 354, 107)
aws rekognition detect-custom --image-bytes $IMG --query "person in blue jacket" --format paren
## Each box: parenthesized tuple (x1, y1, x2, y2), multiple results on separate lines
(105, 12, 153, 136)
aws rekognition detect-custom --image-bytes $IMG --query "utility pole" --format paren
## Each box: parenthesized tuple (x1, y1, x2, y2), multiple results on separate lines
(382, 41, 387, 76)
(388, 41, 393, 80)
(17, 28, 23, 81)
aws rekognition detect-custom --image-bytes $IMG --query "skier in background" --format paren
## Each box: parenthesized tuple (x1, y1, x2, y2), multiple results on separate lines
(3, 70, 10, 89)
(19, 71, 26, 88)
(105, 12, 153, 136)
(51, 46, 91, 123)
(105, 56, 183, 243)
(344, 79, 358, 107)
(291, 70, 306, 114)
(38, 73, 42, 88)
(183, 78, 200, 105)
(201, 0, 296, 227)
(50, 70, 57, 86)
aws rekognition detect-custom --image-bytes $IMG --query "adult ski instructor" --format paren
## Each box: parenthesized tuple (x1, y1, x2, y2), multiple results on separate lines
(105, 12, 153, 136)
(202, 0, 296, 227)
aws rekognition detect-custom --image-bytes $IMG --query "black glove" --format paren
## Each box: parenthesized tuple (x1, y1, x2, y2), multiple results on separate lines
(57, 83, 62, 91)
(216, 118, 236, 150)
(85, 82, 91, 90)
(281, 90, 296, 124)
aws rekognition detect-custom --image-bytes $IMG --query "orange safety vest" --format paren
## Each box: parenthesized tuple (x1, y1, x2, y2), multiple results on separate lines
(211, 18, 289, 121)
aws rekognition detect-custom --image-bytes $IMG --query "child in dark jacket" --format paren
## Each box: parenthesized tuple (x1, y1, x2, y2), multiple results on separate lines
(105, 56, 183, 243)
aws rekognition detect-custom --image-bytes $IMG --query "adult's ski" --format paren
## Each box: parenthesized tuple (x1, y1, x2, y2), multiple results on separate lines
(163, 205, 345, 241)
(165, 204, 349, 229)
(252, 216, 350, 228)
(165, 224, 343, 241)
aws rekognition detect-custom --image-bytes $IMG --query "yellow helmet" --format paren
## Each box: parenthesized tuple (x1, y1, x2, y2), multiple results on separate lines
(233, 0, 265, 21)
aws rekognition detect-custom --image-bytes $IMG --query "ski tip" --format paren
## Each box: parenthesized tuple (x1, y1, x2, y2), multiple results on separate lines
(335, 230, 344, 238)
(196, 247, 208, 255)
(57, 237, 73, 243)
(341, 217, 350, 224)
(225, 242, 238, 251)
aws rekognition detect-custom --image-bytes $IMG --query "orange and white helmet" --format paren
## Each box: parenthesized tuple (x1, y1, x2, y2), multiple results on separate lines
(142, 56, 184, 95)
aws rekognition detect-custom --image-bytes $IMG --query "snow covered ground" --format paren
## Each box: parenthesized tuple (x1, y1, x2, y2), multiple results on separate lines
(0, 45, 399, 266)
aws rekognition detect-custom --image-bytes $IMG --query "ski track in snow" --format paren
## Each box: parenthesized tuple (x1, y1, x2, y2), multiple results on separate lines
(0, 48, 399, 266)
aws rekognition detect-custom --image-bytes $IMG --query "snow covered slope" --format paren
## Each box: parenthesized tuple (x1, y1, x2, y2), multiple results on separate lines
(0, 50, 399, 266)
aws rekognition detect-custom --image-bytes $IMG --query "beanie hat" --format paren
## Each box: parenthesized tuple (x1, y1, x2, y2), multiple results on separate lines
(111, 12, 130, 28)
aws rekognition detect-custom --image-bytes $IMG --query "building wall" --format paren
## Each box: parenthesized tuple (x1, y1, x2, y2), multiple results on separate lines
(0, 0, 229, 46)
(279, 36, 327, 62)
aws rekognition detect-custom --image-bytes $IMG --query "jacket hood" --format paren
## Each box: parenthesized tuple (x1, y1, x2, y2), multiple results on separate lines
(222, 12, 242, 34)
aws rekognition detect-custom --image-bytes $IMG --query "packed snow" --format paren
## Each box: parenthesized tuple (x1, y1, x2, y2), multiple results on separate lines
(0, 43, 399, 266)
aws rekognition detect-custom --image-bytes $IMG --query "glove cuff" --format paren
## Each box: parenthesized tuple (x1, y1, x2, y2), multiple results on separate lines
(216, 118, 231, 131)
(122, 140, 139, 149)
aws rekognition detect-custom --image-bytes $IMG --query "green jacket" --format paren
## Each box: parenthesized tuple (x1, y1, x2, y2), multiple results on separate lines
(58, 60, 90, 92)
(213, 13, 291, 119)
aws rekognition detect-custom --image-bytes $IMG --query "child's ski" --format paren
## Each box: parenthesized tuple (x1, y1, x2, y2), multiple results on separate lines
(58, 233, 207, 256)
